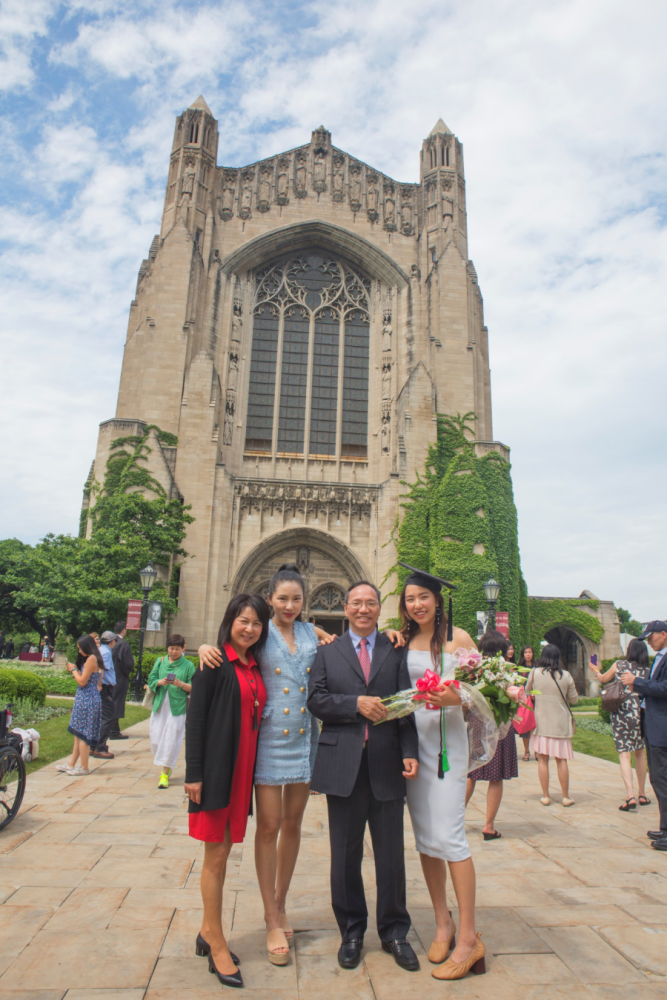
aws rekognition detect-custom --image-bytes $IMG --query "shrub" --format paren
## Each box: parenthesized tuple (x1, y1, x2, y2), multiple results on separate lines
(0, 670, 18, 703)
(10, 670, 47, 705)
(598, 704, 611, 724)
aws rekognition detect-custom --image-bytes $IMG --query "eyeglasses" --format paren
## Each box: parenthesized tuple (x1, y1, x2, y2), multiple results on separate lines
(348, 601, 379, 610)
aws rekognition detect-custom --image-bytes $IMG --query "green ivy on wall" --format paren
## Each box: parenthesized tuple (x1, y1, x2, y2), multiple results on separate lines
(528, 597, 604, 652)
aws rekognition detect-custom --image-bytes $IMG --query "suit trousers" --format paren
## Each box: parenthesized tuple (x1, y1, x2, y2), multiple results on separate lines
(94, 685, 116, 751)
(326, 748, 410, 943)
(645, 740, 667, 832)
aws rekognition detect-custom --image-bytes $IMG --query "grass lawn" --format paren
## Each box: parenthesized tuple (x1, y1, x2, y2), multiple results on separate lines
(25, 698, 150, 775)
(572, 729, 619, 764)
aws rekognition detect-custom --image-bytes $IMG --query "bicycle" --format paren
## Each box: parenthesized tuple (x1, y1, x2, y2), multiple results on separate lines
(0, 705, 26, 831)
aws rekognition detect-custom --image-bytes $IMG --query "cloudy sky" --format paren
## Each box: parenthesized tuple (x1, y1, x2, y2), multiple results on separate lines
(1, 0, 666, 620)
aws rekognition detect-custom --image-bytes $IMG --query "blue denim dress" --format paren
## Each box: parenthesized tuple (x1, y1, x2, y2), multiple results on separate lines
(254, 620, 319, 785)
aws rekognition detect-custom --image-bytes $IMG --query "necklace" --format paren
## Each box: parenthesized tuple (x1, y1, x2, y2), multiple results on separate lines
(238, 664, 260, 730)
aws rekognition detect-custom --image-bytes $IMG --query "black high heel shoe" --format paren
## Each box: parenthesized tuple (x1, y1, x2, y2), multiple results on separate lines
(208, 951, 243, 988)
(196, 932, 240, 966)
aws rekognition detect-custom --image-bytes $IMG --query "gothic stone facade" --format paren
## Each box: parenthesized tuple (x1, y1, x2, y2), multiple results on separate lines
(89, 97, 507, 643)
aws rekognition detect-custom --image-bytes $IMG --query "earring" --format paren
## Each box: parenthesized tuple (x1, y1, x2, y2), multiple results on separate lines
(435, 607, 442, 624)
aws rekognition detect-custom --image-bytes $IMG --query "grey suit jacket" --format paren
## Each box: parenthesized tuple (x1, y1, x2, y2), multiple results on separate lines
(307, 630, 418, 800)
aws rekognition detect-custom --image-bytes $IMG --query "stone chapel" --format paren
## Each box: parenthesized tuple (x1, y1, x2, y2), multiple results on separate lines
(87, 96, 508, 642)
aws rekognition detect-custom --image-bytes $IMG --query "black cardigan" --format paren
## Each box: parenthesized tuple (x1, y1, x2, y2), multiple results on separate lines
(185, 649, 242, 813)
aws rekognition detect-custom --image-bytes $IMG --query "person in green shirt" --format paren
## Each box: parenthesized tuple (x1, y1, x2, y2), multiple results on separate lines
(148, 633, 196, 788)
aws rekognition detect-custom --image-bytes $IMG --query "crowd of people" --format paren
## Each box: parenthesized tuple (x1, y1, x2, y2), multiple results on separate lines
(51, 579, 667, 988)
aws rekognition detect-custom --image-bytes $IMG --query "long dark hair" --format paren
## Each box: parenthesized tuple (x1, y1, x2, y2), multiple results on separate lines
(505, 642, 516, 663)
(478, 630, 509, 657)
(217, 593, 270, 658)
(626, 638, 649, 670)
(268, 563, 305, 621)
(537, 643, 563, 678)
(399, 584, 448, 668)
(519, 645, 535, 667)
(76, 634, 105, 673)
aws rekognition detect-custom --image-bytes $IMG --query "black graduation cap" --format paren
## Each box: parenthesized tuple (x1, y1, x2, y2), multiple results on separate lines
(397, 562, 457, 641)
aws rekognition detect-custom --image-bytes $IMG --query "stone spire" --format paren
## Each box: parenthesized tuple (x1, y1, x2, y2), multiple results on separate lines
(189, 95, 212, 114)
(429, 117, 452, 136)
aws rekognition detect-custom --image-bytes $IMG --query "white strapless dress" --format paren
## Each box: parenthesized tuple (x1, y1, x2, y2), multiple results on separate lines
(406, 650, 471, 862)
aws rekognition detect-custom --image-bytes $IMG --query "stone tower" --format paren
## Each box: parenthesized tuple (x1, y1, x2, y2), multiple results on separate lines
(88, 98, 507, 644)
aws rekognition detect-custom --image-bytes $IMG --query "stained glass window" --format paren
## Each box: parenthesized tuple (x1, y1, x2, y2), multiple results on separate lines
(245, 251, 370, 460)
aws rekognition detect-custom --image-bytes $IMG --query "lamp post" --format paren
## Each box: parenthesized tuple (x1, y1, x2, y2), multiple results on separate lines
(483, 577, 500, 630)
(134, 561, 157, 701)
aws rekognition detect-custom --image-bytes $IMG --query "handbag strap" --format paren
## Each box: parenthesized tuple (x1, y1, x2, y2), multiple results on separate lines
(551, 670, 574, 717)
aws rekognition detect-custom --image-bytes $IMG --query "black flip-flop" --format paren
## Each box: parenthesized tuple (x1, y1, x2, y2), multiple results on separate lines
(483, 831, 502, 841)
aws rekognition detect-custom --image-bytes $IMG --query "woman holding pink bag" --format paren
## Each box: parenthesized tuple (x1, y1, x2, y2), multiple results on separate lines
(514, 646, 537, 760)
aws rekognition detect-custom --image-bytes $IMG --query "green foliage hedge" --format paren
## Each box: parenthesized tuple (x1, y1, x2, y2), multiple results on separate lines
(0, 662, 77, 696)
(528, 597, 604, 651)
(0, 668, 47, 705)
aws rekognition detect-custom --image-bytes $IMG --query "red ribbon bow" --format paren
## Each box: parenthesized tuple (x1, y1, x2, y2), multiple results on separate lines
(415, 669, 443, 700)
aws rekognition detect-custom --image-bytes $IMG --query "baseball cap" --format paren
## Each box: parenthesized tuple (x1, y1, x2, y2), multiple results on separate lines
(101, 630, 116, 643)
(638, 620, 667, 639)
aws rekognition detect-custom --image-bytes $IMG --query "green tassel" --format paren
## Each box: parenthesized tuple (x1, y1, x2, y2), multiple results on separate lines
(438, 707, 450, 779)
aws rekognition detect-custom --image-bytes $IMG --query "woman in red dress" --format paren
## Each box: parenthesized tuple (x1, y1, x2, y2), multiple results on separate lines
(185, 593, 270, 989)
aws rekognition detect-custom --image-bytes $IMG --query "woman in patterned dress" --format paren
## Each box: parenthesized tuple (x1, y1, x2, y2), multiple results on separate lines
(589, 637, 650, 810)
(465, 630, 518, 840)
(57, 634, 104, 777)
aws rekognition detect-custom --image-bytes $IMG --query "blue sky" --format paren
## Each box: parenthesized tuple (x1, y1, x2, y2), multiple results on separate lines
(2, 0, 667, 619)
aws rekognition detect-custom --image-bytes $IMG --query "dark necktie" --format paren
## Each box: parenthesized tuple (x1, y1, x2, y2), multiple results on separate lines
(358, 637, 371, 740)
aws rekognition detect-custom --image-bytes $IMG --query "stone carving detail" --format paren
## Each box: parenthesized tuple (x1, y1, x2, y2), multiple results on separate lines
(276, 157, 289, 205)
(381, 412, 390, 454)
(219, 169, 237, 220)
(332, 154, 345, 201)
(239, 169, 254, 219)
(440, 172, 454, 190)
(383, 182, 396, 231)
(366, 172, 379, 221)
(313, 149, 327, 193)
(381, 308, 392, 453)
(223, 391, 235, 445)
(310, 584, 345, 612)
(223, 294, 243, 445)
(257, 165, 272, 212)
(382, 309, 392, 354)
(349, 163, 362, 212)
(401, 186, 414, 235)
(181, 157, 196, 197)
(234, 480, 378, 521)
(294, 150, 308, 199)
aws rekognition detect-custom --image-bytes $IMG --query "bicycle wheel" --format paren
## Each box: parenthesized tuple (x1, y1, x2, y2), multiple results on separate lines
(0, 746, 26, 830)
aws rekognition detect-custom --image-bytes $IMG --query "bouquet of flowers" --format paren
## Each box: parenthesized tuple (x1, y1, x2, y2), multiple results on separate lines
(452, 648, 530, 730)
(372, 668, 456, 722)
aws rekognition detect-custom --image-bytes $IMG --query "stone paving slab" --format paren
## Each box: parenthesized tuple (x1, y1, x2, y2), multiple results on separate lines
(1, 720, 666, 997)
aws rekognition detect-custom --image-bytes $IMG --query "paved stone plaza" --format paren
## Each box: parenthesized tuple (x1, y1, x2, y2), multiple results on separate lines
(1, 720, 666, 999)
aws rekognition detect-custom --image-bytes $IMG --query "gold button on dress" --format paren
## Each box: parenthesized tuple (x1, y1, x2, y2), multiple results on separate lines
(283, 729, 289, 736)
(284, 708, 289, 715)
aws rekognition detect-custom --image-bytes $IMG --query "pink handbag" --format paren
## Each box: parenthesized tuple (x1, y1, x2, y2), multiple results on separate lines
(513, 699, 536, 735)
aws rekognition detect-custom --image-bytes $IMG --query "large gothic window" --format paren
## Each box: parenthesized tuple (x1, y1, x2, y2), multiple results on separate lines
(245, 251, 370, 460)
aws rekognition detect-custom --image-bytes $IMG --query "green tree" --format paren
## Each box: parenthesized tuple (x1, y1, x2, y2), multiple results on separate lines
(616, 607, 643, 637)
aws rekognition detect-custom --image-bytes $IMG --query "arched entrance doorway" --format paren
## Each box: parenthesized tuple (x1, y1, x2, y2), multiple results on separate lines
(544, 627, 588, 693)
(232, 527, 368, 634)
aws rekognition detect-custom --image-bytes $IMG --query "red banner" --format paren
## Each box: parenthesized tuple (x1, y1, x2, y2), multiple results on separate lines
(495, 612, 509, 638)
(126, 599, 143, 630)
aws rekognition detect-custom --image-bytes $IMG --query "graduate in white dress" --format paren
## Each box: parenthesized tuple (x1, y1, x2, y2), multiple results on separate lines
(398, 567, 486, 981)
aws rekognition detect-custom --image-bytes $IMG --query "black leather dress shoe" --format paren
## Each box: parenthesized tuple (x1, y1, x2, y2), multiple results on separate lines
(195, 932, 240, 966)
(648, 830, 667, 840)
(109, 733, 129, 740)
(381, 938, 420, 971)
(338, 939, 363, 969)
(651, 837, 667, 851)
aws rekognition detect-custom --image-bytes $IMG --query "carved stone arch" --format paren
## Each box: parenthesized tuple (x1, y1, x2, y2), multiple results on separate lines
(231, 526, 370, 597)
(220, 220, 409, 289)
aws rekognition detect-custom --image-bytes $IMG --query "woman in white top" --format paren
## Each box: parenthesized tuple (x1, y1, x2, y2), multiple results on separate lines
(399, 569, 485, 982)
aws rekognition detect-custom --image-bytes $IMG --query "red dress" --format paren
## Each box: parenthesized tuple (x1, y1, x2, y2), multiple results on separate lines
(189, 643, 267, 844)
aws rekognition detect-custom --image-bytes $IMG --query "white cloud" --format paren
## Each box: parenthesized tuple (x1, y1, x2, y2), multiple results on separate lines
(1, 0, 667, 620)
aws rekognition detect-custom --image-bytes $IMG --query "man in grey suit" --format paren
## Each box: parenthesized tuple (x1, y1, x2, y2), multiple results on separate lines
(307, 581, 420, 972)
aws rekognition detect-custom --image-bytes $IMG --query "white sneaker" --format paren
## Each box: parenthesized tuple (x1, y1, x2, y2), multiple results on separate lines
(66, 766, 90, 776)
(56, 763, 70, 772)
